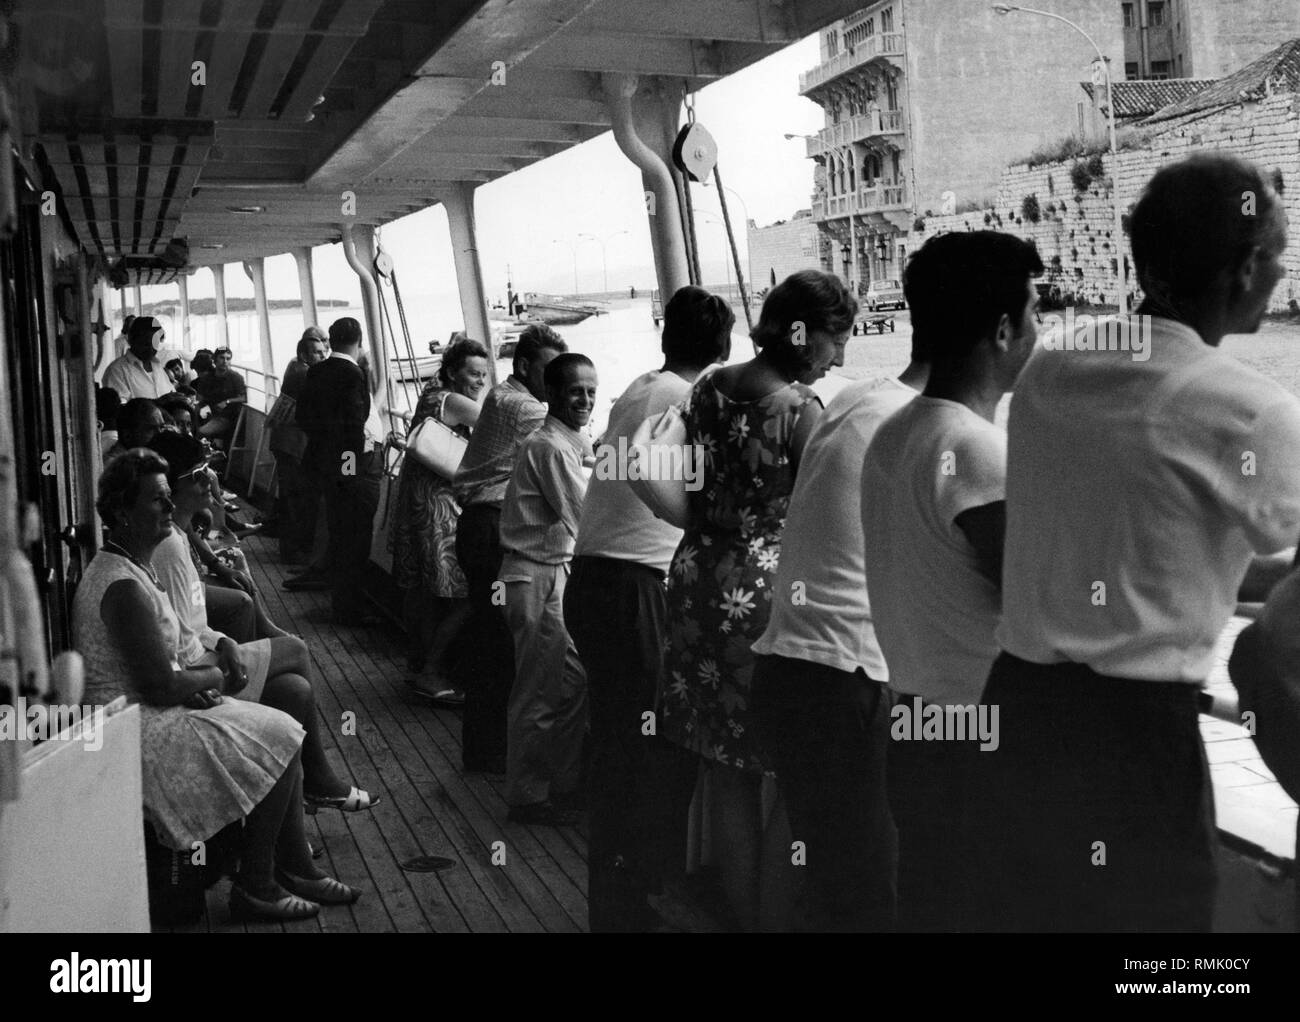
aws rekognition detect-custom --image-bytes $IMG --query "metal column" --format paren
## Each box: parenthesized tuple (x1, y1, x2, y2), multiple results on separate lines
(210, 264, 230, 349)
(177, 275, 192, 355)
(293, 246, 319, 329)
(442, 182, 495, 386)
(244, 257, 275, 385)
(340, 222, 386, 398)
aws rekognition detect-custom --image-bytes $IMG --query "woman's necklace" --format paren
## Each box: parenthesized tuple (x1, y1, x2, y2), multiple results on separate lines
(103, 538, 166, 592)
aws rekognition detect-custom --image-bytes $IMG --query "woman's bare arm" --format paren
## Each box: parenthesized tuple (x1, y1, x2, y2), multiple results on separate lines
(100, 579, 224, 705)
(442, 392, 482, 430)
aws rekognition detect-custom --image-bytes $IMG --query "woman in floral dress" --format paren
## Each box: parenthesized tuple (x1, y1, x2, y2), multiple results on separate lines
(390, 337, 490, 702)
(661, 271, 857, 930)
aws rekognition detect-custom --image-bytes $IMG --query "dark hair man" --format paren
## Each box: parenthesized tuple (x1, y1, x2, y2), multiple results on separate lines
(105, 397, 167, 460)
(565, 285, 732, 928)
(296, 317, 382, 625)
(195, 346, 248, 447)
(860, 230, 1043, 932)
(977, 153, 1300, 932)
(452, 322, 568, 773)
(498, 352, 597, 826)
(103, 316, 174, 400)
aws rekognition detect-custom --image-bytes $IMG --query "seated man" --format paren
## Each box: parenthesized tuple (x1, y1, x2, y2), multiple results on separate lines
(147, 430, 379, 815)
(96, 384, 122, 457)
(195, 346, 247, 448)
(499, 352, 596, 826)
(104, 398, 165, 460)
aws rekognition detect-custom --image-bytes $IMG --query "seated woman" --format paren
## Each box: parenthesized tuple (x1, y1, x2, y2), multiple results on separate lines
(389, 336, 489, 705)
(73, 449, 361, 920)
(146, 431, 379, 814)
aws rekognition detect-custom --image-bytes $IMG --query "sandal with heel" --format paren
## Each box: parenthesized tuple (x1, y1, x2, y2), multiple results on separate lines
(303, 785, 380, 815)
(229, 884, 320, 921)
(276, 869, 362, 906)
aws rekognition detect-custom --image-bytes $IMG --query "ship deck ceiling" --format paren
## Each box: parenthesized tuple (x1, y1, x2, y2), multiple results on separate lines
(17, 0, 867, 279)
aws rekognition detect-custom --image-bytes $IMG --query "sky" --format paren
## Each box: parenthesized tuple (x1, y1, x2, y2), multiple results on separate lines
(134, 35, 824, 316)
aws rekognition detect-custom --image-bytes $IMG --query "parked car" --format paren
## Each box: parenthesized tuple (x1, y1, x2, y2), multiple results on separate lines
(864, 278, 906, 311)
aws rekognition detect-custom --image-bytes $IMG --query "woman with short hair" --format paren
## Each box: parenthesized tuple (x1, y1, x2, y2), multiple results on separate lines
(390, 336, 490, 704)
(660, 270, 856, 931)
(74, 449, 361, 920)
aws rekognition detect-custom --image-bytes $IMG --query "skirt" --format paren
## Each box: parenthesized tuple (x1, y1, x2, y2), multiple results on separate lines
(193, 638, 273, 703)
(139, 698, 305, 850)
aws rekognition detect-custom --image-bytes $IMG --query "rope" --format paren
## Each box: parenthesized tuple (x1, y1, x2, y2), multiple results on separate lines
(681, 177, 702, 286)
(713, 164, 752, 331)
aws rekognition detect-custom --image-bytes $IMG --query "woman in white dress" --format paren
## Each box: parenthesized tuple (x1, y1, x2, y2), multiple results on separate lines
(74, 449, 361, 921)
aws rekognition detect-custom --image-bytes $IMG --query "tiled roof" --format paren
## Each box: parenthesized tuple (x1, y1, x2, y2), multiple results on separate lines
(1080, 78, 1216, 118)
(1143, 38, 1300, 123)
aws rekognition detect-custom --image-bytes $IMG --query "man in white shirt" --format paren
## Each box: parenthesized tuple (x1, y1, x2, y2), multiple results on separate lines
(976, 153, 1300, 932)
(102, 315, 175, 400)
(750, 330, 929, 931)
(861, 231, 1042, 931)
(566, 286, 731, 930)
(498, 353, 596, 826)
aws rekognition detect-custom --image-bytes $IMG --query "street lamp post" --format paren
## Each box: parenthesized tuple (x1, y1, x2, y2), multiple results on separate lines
(698, 213, 733, 296)
(993, 3, 1128, 315)
(550, 238, 579, 294)
(577, 230, 629, 294)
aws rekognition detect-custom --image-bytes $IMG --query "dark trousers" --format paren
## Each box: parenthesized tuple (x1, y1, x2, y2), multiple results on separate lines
(319, 452, 381, 620)
(751, 655, 897, 932)
(455, 504, 514, 768)
(272, 450, 318, 559)
(886, 697, 983, 932)
(971, 652, 1218, 932)
(565, 556, 699, 932)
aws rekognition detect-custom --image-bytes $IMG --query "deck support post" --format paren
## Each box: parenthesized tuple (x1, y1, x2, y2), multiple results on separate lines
(131, 284, 142, 316)
(603, 73, 691, 302)
(244, 257, 275, 393)
(340, 222, 386, 398)
(441, 182, 495, 386)
(177, 275, 192, 355)
(292, 246, 319, 329)
(210, 264, 230, 349)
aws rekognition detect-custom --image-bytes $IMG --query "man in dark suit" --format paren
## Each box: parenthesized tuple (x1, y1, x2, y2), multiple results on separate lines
(297, 317, 382, 625)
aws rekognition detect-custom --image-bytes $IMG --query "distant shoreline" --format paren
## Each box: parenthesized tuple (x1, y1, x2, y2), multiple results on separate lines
(131, 297, 353, 318)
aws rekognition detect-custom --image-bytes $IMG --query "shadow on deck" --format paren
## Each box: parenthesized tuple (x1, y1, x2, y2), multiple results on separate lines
(160, 532, 589, 934)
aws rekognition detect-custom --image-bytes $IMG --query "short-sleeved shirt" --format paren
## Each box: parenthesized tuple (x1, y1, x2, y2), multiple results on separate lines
(454, 376, 547, 508)
(861, 396, 1007, 704)
(499, 415, 593, 564)
(195, 369, 247, 418)
(575, 369, 692, 574)
(998, 315, 1300, 682)
(753, 376, 915, 678)
(102, 352, 173, 400)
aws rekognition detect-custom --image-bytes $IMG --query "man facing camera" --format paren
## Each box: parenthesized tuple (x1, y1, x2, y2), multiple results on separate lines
(498, 353, 597, 826)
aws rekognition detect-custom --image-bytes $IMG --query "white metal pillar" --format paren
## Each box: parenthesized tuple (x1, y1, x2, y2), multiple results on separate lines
(210, 264, 230, 349)
(603, 73, 690, 302)
(131, 284, 142, 316)
(177, 275, 192, 355)
(442, 182, 495, 385)
(243, 257, 275, 379)
(339, 222, 386, 398)
(292, 246, 319, 329)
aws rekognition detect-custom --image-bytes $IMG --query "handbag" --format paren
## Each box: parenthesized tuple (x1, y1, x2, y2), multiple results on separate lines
(627, 403, 693, 530)
(406, 414, 468, 480)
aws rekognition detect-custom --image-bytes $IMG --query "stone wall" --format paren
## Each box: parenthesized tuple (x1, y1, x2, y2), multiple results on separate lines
(747, 216, 827, 292)
(913, 93, 1300, 312)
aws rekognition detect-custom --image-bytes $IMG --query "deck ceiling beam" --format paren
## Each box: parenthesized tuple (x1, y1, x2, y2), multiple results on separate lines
(570, 0, 800, 43)
(527, 34, 772, 79)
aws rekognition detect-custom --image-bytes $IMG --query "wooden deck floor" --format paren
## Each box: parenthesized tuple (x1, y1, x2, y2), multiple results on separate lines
(167, 531, 589, 934)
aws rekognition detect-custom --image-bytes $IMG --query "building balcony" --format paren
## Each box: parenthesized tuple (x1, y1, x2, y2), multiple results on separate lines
(799, 32, 905, 95)
(805, 109, 905, 157)
(814, 184, 908, 220)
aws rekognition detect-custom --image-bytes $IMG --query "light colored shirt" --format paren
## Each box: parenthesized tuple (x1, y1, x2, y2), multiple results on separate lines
(862, 396, 1007, 704)
(152, 522, 225, 665)
(575, 369, 692, 573)
(456, 376, 548, 508)
(102, 351, 173, 400)
(753, 376, 915, 678)
(500, 415, 593, 564)
(998, 315, 1300, 682)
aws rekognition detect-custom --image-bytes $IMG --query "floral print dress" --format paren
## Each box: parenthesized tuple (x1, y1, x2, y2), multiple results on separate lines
(390, 385, 472, 598)
(661, 371, 819, 775)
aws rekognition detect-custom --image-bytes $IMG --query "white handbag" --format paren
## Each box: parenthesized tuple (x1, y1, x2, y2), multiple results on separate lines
(406, 415, 468, 480)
